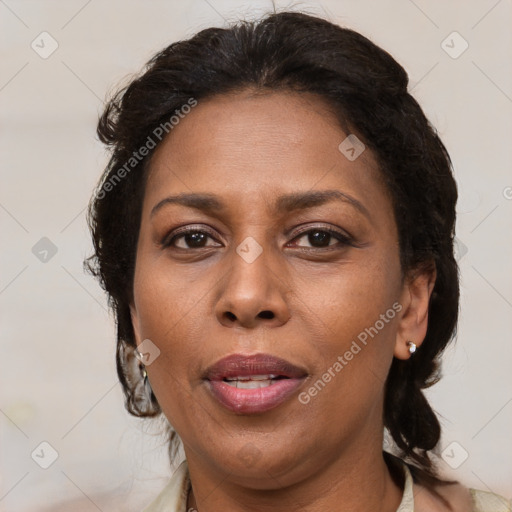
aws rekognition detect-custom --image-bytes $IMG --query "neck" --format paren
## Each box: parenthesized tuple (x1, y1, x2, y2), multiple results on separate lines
(185, 440, 404, 512)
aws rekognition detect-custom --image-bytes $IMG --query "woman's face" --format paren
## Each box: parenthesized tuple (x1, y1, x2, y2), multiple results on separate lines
(131, 90, 432, 488)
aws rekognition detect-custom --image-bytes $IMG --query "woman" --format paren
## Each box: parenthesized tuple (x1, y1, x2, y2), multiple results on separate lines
(86, 11, 510, 512)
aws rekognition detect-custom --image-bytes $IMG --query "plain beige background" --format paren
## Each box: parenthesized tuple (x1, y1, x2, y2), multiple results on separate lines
(1, 1, 511, 510)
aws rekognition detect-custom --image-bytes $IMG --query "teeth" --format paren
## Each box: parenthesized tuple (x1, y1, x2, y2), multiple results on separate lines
(225, 379, 273, 389)
(225, 374, 278, 382)
(249, 374, 277, 380)
(223, 375, 280, 389)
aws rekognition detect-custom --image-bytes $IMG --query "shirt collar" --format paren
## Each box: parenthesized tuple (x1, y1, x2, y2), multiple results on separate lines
(396, 459, 415, 512)
(142, 460, 190, 512)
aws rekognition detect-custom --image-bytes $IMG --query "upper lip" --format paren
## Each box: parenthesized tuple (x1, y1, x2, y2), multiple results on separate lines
(204, 353, 308, 381)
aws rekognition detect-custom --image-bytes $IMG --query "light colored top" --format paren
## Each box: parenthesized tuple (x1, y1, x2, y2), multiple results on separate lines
(143, 456, 511, 512)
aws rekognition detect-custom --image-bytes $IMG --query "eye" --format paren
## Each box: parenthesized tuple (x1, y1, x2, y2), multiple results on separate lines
(162, 226, 221, 250)
(162, 225, 353, 251)
(288, 227, 352, 250)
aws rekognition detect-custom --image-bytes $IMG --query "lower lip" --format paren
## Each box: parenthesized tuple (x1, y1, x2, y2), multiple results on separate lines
(207, 378, 305, 414)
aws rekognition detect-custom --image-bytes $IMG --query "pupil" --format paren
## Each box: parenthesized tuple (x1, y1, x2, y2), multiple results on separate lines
(187, 232, 206, 247)
(309, 231, 330, 247)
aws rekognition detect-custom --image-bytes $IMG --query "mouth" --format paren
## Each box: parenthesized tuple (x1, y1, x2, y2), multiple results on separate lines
(204, 353, 308, 414)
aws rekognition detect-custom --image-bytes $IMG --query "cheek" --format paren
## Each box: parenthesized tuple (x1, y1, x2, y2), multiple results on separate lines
(299, 257, 400, 398)
(133, 252, 210, 338)
(302, 256, 399, 339)
(131, 259, 202, 397)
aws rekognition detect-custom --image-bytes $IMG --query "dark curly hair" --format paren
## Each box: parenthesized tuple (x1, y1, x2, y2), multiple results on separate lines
(86, 10, 459, 494)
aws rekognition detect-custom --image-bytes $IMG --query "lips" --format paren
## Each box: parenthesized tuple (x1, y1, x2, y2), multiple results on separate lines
(204, 353, 307, 414)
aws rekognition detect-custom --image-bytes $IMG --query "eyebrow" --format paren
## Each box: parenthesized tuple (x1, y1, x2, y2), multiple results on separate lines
(150, 190, 370, 219)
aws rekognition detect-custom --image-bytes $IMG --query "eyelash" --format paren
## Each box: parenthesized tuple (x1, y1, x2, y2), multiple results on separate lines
(161, 224, 353, 251)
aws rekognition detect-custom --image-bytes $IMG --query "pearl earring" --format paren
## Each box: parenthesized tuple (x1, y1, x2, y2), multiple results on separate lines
(406, 341, 417, 354)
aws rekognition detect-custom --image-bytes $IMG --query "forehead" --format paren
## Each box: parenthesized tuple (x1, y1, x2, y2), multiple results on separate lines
(143, 90, 391, 220)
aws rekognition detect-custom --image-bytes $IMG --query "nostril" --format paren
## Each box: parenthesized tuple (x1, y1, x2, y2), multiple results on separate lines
(258, 310, 274, 319)
(225, 312, 237, 321)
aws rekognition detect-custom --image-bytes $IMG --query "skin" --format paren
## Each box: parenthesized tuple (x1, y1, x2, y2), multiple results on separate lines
(130, 89, 436, 512)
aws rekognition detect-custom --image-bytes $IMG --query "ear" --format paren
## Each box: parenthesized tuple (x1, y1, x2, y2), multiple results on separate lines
(130, 302, 142, 346)
(394, 262, 436, 360)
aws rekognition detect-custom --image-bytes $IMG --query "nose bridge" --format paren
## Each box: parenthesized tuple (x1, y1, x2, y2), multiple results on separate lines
(229, 233, 275, 302)
(215, 230, 290, 328)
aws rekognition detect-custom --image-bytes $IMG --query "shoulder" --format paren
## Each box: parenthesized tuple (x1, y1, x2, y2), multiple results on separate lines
(469, 488, 512, 512)
(414, 478, 511, 512)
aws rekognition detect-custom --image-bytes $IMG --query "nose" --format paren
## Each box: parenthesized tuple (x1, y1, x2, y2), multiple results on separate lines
(214, 242, 291, 329)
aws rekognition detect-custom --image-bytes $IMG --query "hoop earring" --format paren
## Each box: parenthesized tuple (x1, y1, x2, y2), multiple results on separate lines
(406, 341, 417, 354)
(141, 365, 154, 400)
